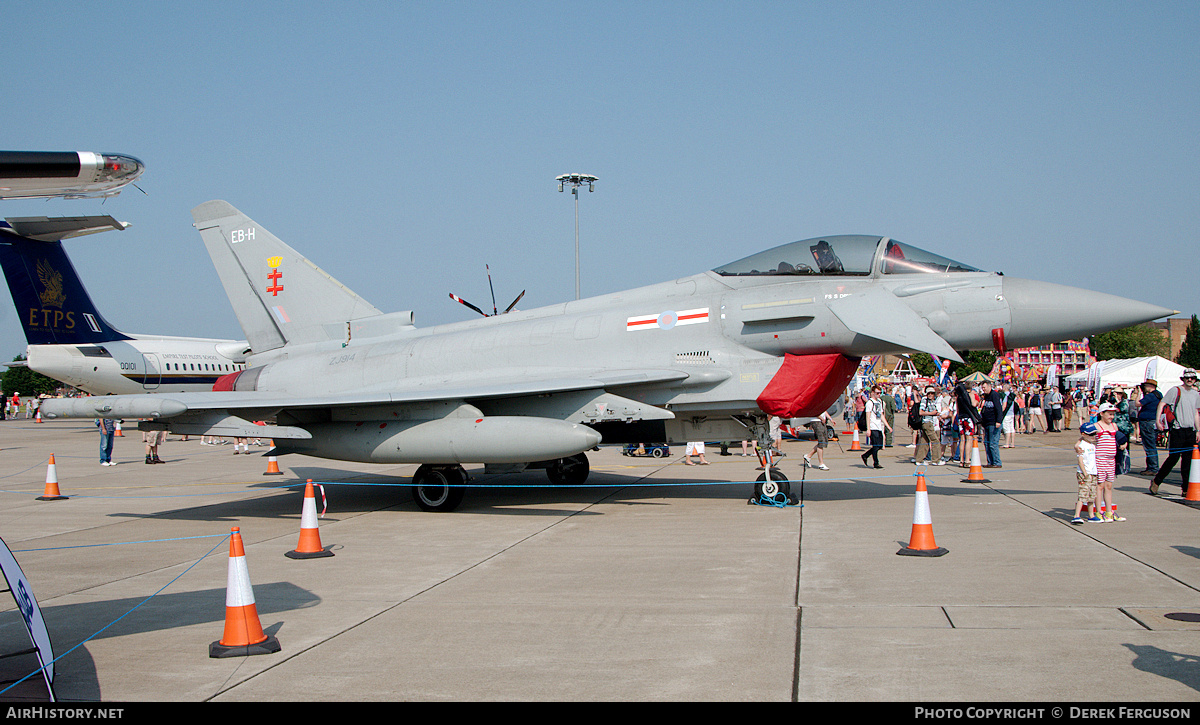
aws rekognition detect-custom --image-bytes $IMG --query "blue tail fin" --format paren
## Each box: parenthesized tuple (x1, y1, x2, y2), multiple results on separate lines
(0, 222, 131, 344)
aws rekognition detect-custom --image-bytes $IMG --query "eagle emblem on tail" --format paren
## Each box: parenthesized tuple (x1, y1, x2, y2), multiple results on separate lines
(37, 259, 67, 308)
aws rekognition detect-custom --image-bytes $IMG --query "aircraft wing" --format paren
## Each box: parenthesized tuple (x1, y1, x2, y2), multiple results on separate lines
(827, 286, 964, 363)
(39, 367, 684, 436)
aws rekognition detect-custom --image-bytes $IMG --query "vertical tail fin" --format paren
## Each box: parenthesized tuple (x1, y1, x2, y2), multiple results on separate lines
(0, 220, 131, 344)
(191, 201, 383, 352)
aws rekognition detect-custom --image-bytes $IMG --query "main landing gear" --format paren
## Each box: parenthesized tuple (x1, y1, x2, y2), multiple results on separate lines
(546, 453, 590, 486)
(410, 453, 593, 512)
(411, 464, 467, 512)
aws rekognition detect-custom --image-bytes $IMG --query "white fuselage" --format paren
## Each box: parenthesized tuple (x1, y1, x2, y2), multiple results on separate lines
(27, 336, 249, 395)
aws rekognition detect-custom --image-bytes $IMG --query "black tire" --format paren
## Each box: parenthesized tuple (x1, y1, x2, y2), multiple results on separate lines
(412, 464, 467, 512)
(650, 447, 665, 458)
(547, 453, 590, 486)
(754, 468, 790, 501)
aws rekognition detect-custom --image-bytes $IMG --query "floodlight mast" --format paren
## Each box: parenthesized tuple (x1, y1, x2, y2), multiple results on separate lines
(556, 173, 598, 300)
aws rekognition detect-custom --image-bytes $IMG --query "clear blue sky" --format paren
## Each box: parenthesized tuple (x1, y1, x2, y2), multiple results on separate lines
(2, 1, 1196, 358)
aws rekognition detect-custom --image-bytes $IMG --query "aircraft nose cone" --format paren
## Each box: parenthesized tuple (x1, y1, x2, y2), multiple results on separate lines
(1003, 277, 1175, 348)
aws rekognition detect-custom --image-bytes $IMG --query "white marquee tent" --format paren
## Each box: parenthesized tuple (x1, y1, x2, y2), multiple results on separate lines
(1065, 356, 1187, 392)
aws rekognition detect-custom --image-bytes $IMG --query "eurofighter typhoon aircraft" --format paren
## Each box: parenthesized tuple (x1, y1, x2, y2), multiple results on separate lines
(42, 201, 1175, 511)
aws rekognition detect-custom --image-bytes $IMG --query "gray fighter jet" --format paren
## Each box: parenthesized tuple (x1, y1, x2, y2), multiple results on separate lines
(42, 201, 1175, 510)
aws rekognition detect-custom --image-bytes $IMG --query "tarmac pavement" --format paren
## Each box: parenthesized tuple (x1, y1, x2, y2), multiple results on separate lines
(0, 420, 1195, 702)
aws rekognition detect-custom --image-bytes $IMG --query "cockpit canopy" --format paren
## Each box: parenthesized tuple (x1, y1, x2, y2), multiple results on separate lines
(712, 235, 984, 277)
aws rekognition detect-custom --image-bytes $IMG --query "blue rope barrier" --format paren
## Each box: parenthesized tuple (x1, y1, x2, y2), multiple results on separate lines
(0, 461, 1091, 500)
(12, 534, 229, 553)
(0, 534, 230, 697)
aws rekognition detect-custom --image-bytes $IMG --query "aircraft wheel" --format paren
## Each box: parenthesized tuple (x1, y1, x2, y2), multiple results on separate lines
(754, 469, 790, 501)
(412, 465, 467, 512)
(547, 453, 590, 486)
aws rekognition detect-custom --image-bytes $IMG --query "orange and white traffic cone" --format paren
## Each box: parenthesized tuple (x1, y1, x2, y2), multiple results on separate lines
(34, 410, 41, 423)
(263, 455, 283, 476)
(898, 470, 948, 557)
(1184, 446, 1200, 505)
(285, 480, 333, 559)
(114, 420, 124, 437)
(210, 527, 281, 658)
(961, 439, 990, 483)
(849, 428, 862, 451)
(36, 454, 67, 501)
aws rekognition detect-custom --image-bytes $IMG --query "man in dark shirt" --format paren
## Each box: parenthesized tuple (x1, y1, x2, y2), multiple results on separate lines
(1136, 378, 1162, 474)
(978, 380, 1005, 468)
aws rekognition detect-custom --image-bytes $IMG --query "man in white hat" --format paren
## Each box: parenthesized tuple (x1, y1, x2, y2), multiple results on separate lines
(1149, 369, 1200, 496)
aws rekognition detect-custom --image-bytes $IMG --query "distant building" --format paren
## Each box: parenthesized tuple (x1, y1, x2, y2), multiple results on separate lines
(1145, 317, 1190, 361)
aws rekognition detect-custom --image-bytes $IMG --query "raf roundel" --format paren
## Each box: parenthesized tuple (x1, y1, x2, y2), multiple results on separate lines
(626, 307, 709, 332)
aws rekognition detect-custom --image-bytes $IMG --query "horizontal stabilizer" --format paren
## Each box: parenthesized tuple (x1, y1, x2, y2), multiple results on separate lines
(828, 286, 964, 362)
(3, 216, 128, 242)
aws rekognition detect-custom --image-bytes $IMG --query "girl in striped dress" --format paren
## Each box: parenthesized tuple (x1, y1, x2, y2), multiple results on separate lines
(1094, 403, 1126, 522)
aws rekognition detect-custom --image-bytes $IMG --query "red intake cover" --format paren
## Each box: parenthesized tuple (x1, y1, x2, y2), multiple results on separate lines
(991, 327, 1007, 354)
(756, 353, 861, 418)
(212, 371, 241, 392)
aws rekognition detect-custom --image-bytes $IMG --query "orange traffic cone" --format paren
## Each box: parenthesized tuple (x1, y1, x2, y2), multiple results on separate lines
(210, 527, 281, 658)
(1184, 446, 1200, 504)
(961, 439, 990, 483)
(114, 420, 124, 437)
(263, 455, 283, 476)
(285, 481, 333, 559)
(898, 470, 948, 556)
(849, 428, 862, 451)
(37, 454, 67, 501)
(34, 410, 41, 423)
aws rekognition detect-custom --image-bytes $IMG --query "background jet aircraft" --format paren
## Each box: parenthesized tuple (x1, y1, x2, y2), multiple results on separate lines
(0, 216, 251, 394)
(43, 201, 1175, 511)
(0, 152, 144, 200)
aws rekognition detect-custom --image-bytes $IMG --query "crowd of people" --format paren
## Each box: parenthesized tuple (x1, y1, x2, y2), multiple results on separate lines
(2, 391, 43, 420)
(832, 368, 1200, 522)
(840, 377, 1180, 469)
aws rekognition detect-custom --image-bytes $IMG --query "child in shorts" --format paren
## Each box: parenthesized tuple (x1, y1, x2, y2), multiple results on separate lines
(1072, 423, 1099, 524)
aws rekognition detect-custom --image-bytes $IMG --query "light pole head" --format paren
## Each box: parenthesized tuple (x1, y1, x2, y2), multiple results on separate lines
(556, 173, 598, 188)
(555, 174, 597, 302)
